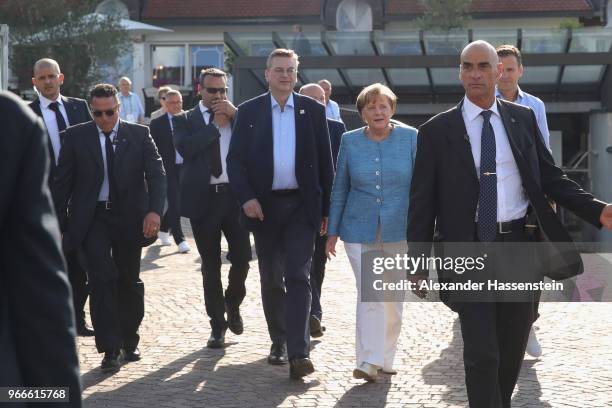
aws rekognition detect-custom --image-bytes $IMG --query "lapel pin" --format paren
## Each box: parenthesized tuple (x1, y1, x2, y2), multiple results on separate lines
(510, 117, 516, 123)
(249, 124, 253, 128)
(299, 109, 305, 115)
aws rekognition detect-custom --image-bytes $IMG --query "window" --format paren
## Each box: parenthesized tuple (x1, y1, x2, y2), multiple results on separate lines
(190, 45, 224, 87)
(151, 45, 185, 88)
(336, 0, 372, 32)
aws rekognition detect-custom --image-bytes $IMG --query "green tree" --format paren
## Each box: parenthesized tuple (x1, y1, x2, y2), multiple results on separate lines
(2, 0, 130, 98)
(417, 0, 472, 32)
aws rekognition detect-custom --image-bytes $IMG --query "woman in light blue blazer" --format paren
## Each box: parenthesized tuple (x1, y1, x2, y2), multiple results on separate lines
(325, 83, 417, 382)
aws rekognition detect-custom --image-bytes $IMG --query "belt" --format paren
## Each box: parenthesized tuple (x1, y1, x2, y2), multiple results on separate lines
(96, 201, 113, 210)
(270, 189, 299, 196)
(209, 183, 230, 194)
(495, 218, 525, 234)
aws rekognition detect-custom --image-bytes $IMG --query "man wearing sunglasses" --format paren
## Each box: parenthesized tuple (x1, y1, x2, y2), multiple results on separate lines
(54, 83, 166, 373)
(29, 58, 95, 338)
(173, 68, 252, 350)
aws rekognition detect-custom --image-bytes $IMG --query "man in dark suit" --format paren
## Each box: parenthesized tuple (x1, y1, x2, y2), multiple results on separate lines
(54, 84, 166, 373)
(149, 89, 190, 254)
(407, 40, 612, 408)
(173, 67, 252, 349)
(227, 49, 334, 379)
(0, 91, 82, 407)
(299, 83, 345, 337)
(30, 58, 94, 337)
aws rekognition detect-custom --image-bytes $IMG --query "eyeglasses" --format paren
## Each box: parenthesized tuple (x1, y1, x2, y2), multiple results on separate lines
(92, 106, 118, 117)
(204, 87, 227, 94)
(271, 67, 297, 75)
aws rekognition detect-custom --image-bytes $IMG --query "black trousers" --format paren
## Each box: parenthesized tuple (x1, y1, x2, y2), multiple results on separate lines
(309, 233, 327, 320)
(457, 227, 538, 408)
(160, 165, 185, 244)
(253, 192, 316, 359)
(190, 190, 251, 332)
(81, 208, 144, 353)
(65, 249, 89, 325)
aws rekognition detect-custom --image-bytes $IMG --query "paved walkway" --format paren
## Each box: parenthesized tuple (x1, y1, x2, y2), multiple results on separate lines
(78, 221, 612, 407)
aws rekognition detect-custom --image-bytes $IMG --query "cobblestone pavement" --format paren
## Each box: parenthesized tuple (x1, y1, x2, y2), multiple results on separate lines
(78, 220, 612, 407)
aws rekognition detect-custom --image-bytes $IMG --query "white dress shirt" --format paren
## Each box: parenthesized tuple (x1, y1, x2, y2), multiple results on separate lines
(199, 102, 231, 184)
(271, 93, 299, 190)
(97, 120, 120, 201)
(167, 112, 183, 165)
(461, 96, 529, 222)
(39, 94, 70, 163)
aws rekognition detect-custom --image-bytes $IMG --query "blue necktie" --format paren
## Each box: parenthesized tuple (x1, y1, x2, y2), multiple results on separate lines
(478, 110, 497, 242)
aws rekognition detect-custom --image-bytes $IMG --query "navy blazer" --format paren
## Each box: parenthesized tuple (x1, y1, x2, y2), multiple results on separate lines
(227, 92, 334, 230)
(150, 113, 179, 179)
(407, 98, 606, 292)
(1, 92, 81, 405)
(172, 105, 233, 220)
(327, 118, 346, 169)
(29, 95, 92, 171)
(54, 120, 166, 250)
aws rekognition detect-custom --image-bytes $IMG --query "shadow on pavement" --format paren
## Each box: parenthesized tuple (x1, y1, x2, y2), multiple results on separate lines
(83, 347, 320, 407)
(335, 378, 392, 407)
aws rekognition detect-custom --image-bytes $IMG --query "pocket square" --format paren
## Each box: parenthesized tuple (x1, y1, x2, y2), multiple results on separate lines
(299, 109, 305, 114)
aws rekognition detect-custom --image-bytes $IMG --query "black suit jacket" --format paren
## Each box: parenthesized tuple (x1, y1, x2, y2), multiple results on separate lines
(407, 99, 605, 284)
(172, 105, 231, 220)
(150, 113, 179, 179)
(327, 118, 346, 169)
(227, 92, 334, 231)
(0, 92, 81, 406)
(54, 120, 166, 251)
(29, 95, 92, 175)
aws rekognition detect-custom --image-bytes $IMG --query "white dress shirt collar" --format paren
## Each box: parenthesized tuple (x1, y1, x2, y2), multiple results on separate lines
(463, 95, 499, 123)
(39, 93, 63, 109)
(96, 119, 120, 137)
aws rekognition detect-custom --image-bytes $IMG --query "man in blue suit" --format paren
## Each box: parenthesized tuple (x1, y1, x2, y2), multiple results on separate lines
(227, 49, 334, 379)
(299, 83, 346, 337)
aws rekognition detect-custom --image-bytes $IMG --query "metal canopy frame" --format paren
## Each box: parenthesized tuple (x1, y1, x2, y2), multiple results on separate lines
(226, 29, 612, 107)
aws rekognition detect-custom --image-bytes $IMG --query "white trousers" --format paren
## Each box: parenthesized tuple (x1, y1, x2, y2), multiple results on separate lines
(345, 240, 406, 369)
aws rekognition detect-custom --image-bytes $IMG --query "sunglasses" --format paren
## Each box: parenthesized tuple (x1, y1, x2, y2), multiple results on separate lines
(92, 106, 118, 117)
(204, 87, 227, 94)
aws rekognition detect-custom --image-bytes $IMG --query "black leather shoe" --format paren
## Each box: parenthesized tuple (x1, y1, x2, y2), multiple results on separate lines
(309, 315, 324, 338)
(289, 357, 315, 379)
(100, 350, 122, 373)
(267, 343, 288, 365)
(207, 328, 226, 349)
(76, 320, 95, 337)
(123, 347, 141, 362)
(225, 304, 244, 335)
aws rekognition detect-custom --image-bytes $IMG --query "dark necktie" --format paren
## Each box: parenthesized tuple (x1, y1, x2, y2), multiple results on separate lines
(207, 110, 223, 178)
(49, 101, 68, 133)
(103, 131, 117, 202)
(477, 110, 497, 242)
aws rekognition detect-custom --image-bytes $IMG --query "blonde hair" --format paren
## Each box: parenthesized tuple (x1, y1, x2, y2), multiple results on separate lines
(355, 83, 397, 115)
(266, 48, 299, 69)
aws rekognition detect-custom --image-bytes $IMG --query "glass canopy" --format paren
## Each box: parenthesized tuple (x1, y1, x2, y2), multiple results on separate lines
(226, 27, 612, 101)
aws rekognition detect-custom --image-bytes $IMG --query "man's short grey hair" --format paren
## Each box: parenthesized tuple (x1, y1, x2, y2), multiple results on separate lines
(164, 89, 182, 99)
(460, 40, 499, 65)
(118, 76, 132, 85)
(33, 58, 61, 75)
